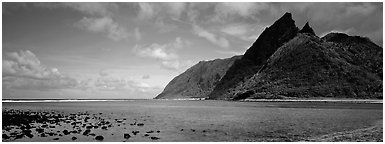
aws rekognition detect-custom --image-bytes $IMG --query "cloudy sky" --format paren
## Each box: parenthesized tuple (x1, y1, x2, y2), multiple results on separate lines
(2, 2, 383, 99)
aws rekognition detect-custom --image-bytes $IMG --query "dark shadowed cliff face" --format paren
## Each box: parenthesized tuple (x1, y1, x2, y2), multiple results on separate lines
(208, 12, 299, 100)
(155, 56, 241, 99)
(231, 33, 382, 100)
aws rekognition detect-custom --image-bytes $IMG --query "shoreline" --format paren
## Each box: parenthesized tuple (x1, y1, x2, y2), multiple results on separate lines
(239, 99, 383, 104)
(2, 98, 383, 104)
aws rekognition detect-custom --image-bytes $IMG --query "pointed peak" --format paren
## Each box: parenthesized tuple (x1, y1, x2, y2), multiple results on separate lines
(276, 12, 293, 22)
(282, 12, 292, 18)
(269, 12, 296, 30)
(299, 22, 316, 36)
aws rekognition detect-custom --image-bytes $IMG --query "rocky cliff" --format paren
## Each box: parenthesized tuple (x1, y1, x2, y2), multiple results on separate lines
(156, 12, 382, 100)
(231, 33, 382, 100)
(155, 56, 241, 99)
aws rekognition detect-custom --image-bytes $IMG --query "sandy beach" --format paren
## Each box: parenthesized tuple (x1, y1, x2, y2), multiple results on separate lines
(2, 100, 383, 142)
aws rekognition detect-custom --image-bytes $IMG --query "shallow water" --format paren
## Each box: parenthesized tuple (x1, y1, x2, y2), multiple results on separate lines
(2, 100, 383, 142)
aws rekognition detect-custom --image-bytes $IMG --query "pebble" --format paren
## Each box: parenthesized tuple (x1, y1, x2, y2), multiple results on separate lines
(95, 135, 104, 141)
(132, 131, 139, 135)
(150, 137, 160, 140)
(2, 134, 10, 139)
(137, 123, 144, 126)
(124, 133, 131, 139)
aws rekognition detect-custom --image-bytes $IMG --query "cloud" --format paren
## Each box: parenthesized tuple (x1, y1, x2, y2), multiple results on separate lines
(192, 25, 230, 48)
(133, 37, 193, 71)
(3, 50, 80, 90)
(99, 69, 109, 77)
(138, 2, 155, 19)
(161, 60, 195, 71)
(94, 72, 157, 93)
(142, 75, 150, 79)
(62, 3, 117, 16)
(133, 44, 179, 61)
(214, 3, 269, 19)
(76, 17, 128, 41)
(133, 37, 188, 60)
(134, 27, 142, 41)
(164, 2, 186, 18)
(35, 2, 117, 16)
(220, 23, 266, 42)
(4, 50, 60, 80)
(138, 2, 186, 20)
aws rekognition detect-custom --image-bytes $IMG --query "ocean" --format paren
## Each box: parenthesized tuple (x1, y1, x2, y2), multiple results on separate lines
(2, 100, 383, 142)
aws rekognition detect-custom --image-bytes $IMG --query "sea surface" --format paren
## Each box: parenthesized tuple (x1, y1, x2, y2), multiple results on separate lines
(2, 100, 383, 142)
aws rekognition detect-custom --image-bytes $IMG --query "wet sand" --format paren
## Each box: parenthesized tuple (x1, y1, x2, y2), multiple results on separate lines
(2, 100, 383, 142)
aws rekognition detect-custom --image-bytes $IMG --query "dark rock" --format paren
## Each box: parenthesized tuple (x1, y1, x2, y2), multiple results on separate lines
(15, 134, 24, 139)
(150, 137, 160, 140)
(47, 132, 55, 136)
(137, 123, 144, 126)
(63, 129, 70, 135)
(156, 130, 160, 133)
(53, 137, 59, 140)
(83, 129, 91, 135)
(102, 126, 108, 130)
(22, 129, 32, 134)
(132, 130, 139, 135)
(124, 133, 131, 139)
(146, 130, 154, 133)
(89, 133, 96, 136)
(144, 134, 149, 137)
(40, 133, 46, 137)
(95, 135, 104, 141)
(25, 133, 33, 138)
(2, 134, 10, 139)
(36, 128, 44, 133)
(299, 22, 316, 36)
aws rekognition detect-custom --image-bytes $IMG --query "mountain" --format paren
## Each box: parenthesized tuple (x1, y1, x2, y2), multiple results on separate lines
(208, 12, 299, 100)
(155, 56, 241, 99)
(231, 33, 382, 100)
(156, 12, 382, 100)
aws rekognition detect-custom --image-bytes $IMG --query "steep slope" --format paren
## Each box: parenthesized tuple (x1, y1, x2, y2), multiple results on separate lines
(155, 56, 241, 99)
(208, 12, 299, 100)
(231, 33, 382, 100)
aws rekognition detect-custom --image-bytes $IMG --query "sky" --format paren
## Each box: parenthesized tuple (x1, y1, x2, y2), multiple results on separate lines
(2, 2, 383, 99)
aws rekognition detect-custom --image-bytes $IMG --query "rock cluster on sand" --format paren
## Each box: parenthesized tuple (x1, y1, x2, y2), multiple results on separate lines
(2, 109, 161, 142)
